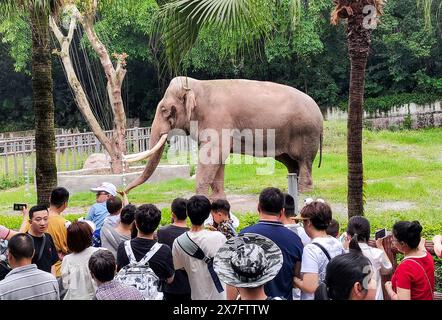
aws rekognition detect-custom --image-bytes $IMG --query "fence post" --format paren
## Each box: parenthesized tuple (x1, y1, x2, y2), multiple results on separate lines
(287, 173, 299, 213)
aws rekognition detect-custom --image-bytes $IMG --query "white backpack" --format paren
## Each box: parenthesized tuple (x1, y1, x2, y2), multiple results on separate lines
(115, 241, 164, 300)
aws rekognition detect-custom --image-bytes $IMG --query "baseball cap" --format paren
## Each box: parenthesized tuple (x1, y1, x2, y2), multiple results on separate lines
(90, 182, 117, 196)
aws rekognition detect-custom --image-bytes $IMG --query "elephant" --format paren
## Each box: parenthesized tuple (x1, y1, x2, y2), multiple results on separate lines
(124, 76, 323, 200)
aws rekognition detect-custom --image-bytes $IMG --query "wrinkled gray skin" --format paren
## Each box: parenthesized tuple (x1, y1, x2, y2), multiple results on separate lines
(125, 77, 323, 200)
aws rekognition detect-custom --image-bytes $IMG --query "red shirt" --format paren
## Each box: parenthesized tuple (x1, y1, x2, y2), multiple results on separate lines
(391, 252, 435, 300)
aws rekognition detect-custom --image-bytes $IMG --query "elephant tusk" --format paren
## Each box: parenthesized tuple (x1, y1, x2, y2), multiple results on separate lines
(123, 134, 168, 163)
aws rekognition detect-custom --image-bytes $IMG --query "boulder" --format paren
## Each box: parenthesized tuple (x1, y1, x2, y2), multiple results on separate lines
(83, 153, 111, 170)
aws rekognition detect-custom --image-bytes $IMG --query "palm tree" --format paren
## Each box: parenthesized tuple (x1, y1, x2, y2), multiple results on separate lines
(0, 1, 63, 205)
(156, 0, 434, 218)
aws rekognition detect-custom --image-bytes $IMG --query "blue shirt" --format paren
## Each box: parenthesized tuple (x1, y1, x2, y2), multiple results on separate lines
(240, 220, 303, 300)
(86, 202, 109, 229)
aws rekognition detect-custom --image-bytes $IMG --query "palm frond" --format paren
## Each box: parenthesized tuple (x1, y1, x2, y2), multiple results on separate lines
(154, 0, 273, 74)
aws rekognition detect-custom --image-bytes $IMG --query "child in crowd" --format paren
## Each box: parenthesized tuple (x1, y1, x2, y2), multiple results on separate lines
(326, 219, 340, 239)
(342, 216, 393, 300)
(280, 193, 311, 246)
(208, 199, 237, 240)
(315, 252, 377, 300)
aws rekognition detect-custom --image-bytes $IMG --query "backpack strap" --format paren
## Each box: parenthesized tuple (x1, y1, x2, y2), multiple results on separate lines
(312, 242, 332, 261)
(176, 232, 224, 293)
(404, 258, 433, 299)
(138, 242, 163, 266)
(124, 240, 138, 265)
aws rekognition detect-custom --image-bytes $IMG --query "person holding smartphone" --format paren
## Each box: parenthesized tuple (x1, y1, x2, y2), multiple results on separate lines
(342, 216, 393, 300)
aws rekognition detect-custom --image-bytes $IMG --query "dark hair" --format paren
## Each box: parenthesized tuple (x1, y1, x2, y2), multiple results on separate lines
(315, 253, 373, 300)
(135, 204, 162, 235)
(346, 216, 371, 253)
(283, 193, 295, 217)
(393, 220, 422, 249)
(106, 196, 123, 215)
(50, 187, 70, 208)
(300, 201, 332, 230)
(67, 221, 93, 253)
(89, 250, 116, 282)
(171, 198, 188, 221)
(326, 219, 340, 238)
(29, 205, 48, 220)
(187, 195, 211, 226)
(8, 233, 35, 260)
(211, 199, 230, 216)
(120, 204, 137, 225)
(259, 187, 284, 215)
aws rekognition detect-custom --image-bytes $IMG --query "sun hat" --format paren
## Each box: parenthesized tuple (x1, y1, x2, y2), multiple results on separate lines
(213, 233, 283, 288)
(90, 182, 117, 196)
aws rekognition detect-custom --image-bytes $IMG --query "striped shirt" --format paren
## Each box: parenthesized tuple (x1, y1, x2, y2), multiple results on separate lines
(0, 264, 59, 300)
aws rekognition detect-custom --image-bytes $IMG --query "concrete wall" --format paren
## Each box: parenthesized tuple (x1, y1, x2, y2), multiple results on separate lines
(364, 111, 442, 130)
(57, 164, 191, 194)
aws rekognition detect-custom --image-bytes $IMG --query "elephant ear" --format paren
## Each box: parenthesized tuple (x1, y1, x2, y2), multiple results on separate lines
(185, 89, 196, 122)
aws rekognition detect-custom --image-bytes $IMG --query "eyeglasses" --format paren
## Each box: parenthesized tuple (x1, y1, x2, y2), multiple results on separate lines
(304, 197, 325, 205)
(96, 192, 109, 196)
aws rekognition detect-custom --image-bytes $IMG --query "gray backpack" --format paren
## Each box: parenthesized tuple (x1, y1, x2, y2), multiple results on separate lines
(115, 241, 163, 300)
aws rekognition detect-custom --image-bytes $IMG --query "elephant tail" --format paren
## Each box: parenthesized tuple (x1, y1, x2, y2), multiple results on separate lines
(318, 132, 323, 168)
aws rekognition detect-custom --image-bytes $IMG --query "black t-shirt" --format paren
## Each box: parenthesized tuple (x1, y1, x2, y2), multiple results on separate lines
(28, 232, 59, 273)
(157, 225, 191, 295)
(116, 237, 175, 282)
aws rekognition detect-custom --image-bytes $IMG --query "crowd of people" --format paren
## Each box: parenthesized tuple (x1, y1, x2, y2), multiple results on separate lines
(0, 182, 441, 301)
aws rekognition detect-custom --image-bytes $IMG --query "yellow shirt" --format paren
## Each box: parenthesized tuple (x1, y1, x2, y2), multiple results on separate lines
(24, 214, 69, 277)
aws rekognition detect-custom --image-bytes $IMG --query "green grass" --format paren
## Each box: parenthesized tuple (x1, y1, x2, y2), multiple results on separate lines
(1, 120, 441, 234)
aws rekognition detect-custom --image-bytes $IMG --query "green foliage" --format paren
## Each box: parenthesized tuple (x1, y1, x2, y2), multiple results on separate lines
(0, 12, 31, 73)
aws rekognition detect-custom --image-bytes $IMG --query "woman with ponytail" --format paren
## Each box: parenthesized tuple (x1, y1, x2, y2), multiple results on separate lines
(385, 221, 435, 300)
(342, 216, 393, 300)
(314, 253, 376, 300)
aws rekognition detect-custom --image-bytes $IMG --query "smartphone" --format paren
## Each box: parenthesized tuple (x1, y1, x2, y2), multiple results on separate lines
(13, 203, 27, 211)
(375, 228, 387, 240)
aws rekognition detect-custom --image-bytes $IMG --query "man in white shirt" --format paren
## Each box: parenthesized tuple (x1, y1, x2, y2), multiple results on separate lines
(172, 195, 227, 300)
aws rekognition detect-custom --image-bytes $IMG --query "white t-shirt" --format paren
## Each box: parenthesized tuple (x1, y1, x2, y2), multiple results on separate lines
(172, 229, 227, 300)
(358, 243, 393, 300)
(204, 212, 240, 229)
(300, 236, 344, 300)
(285, 224, 311, 246)
(61, 246, 102, 300)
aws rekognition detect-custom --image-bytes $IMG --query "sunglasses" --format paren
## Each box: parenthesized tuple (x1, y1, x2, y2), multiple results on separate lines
(304, 197, 325, 205)
(96, 192, 109, 196)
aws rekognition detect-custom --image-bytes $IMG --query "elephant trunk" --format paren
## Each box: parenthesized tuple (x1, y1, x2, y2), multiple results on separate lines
(124, 119, 168, 194)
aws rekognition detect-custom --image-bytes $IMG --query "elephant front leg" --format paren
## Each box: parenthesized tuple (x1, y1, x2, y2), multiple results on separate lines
(195, 163, 222, 199)
(210, 164, 226, 200)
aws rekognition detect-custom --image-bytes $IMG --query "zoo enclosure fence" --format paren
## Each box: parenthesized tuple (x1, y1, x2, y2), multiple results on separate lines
(0, 127, 191, 180)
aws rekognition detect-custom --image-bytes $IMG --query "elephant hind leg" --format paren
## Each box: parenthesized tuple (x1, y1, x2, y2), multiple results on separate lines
(298, 160, 313, 193)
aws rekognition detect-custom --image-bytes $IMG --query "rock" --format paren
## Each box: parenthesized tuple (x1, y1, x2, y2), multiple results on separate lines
(83, 153, 111, 170)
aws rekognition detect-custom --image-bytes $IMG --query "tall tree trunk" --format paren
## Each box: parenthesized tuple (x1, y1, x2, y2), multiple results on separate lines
(346, 10, 372, 218)
(30, 9, 57, 205)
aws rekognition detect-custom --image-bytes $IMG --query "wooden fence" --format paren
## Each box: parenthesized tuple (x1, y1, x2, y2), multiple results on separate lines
(0, 127, 194, 179)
